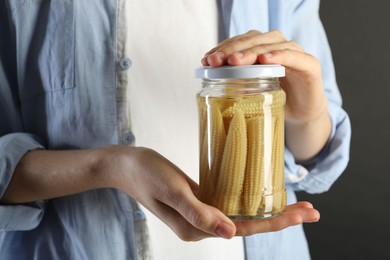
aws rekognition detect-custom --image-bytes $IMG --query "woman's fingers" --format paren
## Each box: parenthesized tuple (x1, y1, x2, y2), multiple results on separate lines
(227, 41, 304, 66)
(202, 30, 292, 66)
(130, 148, 236, 241)
(153, 179, 237, 241)
(148, 182, 319, 241)
(259, 49, 326, 122)
(126, 148, 320, 241)
(203, 30, 267, 56)
(258, 49, 321, 78)
(209, 30, 287, 55)
(154, 181, 319, 240)
(234, 202, 320, 236)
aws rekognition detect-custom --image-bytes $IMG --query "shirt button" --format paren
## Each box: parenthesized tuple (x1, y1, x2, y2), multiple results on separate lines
(119, 57, 132, 70)
(134, 210, 146, 220)
(122, 132, 135, 145)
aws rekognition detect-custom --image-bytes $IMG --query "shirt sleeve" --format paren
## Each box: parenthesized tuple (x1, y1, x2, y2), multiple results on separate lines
(0, 4, 47, 231)
(0, 137, 47, 232)
(283, 0, 351, 194)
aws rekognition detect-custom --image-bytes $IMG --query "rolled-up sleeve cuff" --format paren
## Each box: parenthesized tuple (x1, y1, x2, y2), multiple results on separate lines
(0, 133, 46, 231)
(0, 201, 45, 231)
(284, 102, 351, 194)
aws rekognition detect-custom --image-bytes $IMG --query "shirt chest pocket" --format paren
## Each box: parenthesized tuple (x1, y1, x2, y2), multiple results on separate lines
(9, 0, 75, 99)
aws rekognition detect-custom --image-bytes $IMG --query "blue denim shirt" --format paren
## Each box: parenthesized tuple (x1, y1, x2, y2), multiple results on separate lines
(0, 0, 351, 259)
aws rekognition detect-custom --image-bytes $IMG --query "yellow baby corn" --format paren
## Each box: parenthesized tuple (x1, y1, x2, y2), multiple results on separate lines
(197, 99, 210, 203)
(271, 116, 286, 212)
(198, 89, 286, 218)
(221, 91, 284, 119)
(209, 103, 226, 195)
(242, 116, 264, 216)
(215, 109, 247, 215)
(198, 125, 210, 203)
(222, 96, 264, 119)
(198, 102, 227, 205)
(197, 98, 207, 141)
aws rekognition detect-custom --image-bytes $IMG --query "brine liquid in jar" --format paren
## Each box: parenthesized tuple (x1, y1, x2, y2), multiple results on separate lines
(195, 65, 287, 220)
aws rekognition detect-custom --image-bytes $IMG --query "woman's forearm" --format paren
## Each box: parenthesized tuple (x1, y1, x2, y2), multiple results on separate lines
(0, 148, 113, 204)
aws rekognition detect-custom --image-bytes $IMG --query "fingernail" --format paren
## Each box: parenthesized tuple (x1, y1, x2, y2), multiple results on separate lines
(307, 218, 320, 223)
(307, 214, 320, 223)
(215, 51, 225, 59)
(232, 51, 244, 58)
(262, 52, 273, 59)
(201, 57, 208, 66)
(207, 52, 226, 66)
(215, 222, 234, 239)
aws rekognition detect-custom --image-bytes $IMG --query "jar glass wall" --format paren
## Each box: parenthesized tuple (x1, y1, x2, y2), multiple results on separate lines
(196, 65, 286, 220)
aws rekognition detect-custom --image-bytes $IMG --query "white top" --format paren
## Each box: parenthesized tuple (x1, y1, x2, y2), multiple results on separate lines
(126, 1, 245, 259)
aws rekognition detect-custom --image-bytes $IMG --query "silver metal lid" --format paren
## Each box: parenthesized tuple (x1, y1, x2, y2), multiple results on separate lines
(195, 64, 285, 79)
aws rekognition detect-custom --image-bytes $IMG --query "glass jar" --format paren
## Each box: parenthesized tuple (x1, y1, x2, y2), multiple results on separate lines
(195, 65, 286, 220)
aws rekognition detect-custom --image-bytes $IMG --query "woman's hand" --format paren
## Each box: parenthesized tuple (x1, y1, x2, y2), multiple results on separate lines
(202, 30, 332, 162)
(2, 145, 319, 241)
(104, 146, 320, 241)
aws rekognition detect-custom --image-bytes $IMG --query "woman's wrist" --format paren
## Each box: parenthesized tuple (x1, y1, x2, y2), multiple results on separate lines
(285, 105, 332, 163)
(92, 145, 146, 194)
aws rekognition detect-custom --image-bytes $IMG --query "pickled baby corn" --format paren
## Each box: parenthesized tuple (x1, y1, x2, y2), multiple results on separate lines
(242, 116, 264, 216)
(198, 103, 226, 204)
(209, 104, 226, 193)
(198, 123, 210, 203)
(222, 96, 264, 119)
(198, 90, 286, 218)
(215, 109, 247, 215)
(271, 117, 286, 212)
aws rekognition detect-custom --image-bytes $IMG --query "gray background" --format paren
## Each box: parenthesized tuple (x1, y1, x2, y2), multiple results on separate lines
(296, 1, 390, 259)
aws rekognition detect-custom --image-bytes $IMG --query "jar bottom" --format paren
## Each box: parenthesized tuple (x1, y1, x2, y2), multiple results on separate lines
(224, 190, 286, 221)
(229, 212, 281, 221)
